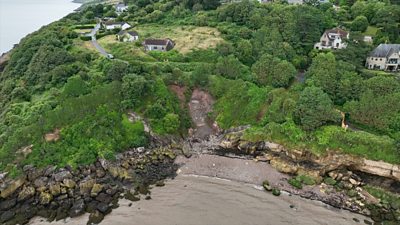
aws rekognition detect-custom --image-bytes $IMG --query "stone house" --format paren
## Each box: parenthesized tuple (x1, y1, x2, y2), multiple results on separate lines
(314, 28, 349, 50)
(143, 39, 175, 51)
(117, 31, 139, 42)
(365, 44, 400, 71)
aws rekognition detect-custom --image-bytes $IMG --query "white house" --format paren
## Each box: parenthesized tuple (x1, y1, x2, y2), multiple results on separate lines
(117, 30, 139, 42)
(365, 44, 400, 71)
(103, 21, 131, 31)
(314, 28, 349, 50)
(143, 39, 175, 52)
(115, 3, 128, 13)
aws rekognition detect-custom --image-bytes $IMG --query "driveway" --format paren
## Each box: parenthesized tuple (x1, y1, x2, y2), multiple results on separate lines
(89, 23, 108, 57)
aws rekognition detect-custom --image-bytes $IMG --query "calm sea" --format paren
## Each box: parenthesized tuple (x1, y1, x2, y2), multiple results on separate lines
(0, 0, 80, 54)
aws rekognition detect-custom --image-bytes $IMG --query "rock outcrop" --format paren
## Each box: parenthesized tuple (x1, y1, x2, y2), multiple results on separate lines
(0, 148, 178, 225)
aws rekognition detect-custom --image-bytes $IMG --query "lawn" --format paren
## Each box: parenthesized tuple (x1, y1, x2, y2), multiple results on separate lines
(362, 26, 379, 36)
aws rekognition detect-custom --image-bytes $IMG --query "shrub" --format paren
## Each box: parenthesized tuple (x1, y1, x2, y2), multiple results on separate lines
(324, 177, 337, 185)
(288, 178, 303, 189)
(80, 36, 92, 41)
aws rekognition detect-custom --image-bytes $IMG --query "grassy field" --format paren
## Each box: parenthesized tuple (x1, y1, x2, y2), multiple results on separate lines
(97, 35, 156, 62)
(362, 26, 379, 36)
(134, 25, 223, 54)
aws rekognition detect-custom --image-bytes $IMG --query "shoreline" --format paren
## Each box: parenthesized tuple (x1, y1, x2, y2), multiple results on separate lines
(0, 0, 81, 54)
(28, 169, 371, 225)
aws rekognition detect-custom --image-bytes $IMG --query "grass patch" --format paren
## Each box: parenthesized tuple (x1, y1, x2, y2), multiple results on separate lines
(288, 175, 317, 189)
(364, 185, 400, 207)
(135, 24, 223, 54)
(362, 26, 379, 37)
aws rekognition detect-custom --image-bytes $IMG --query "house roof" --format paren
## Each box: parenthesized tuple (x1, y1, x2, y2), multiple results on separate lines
(116, 3, 127, 8)
(143, 39, 173, 46)
(118, 30, 138, 36)
(324, 28, 348, 39)
(104, 21, 127, 25)
(369, 44, 400, 58)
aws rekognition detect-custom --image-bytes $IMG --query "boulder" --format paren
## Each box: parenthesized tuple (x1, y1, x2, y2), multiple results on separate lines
(88, 210, 104, 225)
(79, 179, 95, 195)
(0, 177, 25, 198)
(96, 202, 110, 214)
(34, 177, 48, 191)
(91, 183, 103, 197)
(18, 185, 36, 201)
(62, 179, 76, 189)
(69, 199, 85, 217)
(354, 159, 400, 182)
(0, 198, 16, 210)
(95, 193, 112, 203)
(270, 158, 298, 174)
(39, 192, 53, 205)
(265, 142, 282, 152)
(0, 211, 15, 223)
(262, 180, 272, 191)
(108, 166, 130, 180)
(53, 171, 72, 182)
(49, 183, 61, 196)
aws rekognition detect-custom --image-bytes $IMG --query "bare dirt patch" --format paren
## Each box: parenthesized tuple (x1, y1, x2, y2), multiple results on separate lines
(168, 85, 186, 108)
(189, 89, 218, 139)
(44, 128, 60, 142)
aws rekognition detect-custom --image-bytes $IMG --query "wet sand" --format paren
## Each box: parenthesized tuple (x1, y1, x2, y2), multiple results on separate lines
(29, 175, 368, 225)
(29, 155, 371, 225)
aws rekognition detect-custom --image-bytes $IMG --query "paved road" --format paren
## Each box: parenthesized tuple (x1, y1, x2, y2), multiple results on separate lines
(89, 23, 108, 57)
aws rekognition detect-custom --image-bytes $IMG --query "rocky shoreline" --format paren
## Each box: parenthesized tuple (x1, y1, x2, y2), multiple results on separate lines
(0, 148, 177, 225)
(1, 126, 400, 224)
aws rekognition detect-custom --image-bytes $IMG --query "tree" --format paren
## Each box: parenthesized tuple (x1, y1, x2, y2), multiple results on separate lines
(215, 55, 243, 79)
(106, 61, 129, 81)
(306, 53, 338, 99)
(351, 16, 368, 32)
(251, 54, 296, 88)
(121, 74, 149, 108)
(63, 76, 89, 97)
(162, 113, 180, 133)
(191, 64, 210, 87)
(293, 86, 338, 131)
(235, 39, 253, 65)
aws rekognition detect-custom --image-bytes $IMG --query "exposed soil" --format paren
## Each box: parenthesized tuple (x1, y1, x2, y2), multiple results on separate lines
(168, 85, 186, 109)
(188, 89, 217, 139)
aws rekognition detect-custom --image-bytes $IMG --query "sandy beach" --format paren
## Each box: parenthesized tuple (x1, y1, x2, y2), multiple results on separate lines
(29, 154, 371, 225)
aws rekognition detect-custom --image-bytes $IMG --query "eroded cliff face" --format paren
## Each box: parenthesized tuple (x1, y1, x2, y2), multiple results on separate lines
(216, 127, 400, 187)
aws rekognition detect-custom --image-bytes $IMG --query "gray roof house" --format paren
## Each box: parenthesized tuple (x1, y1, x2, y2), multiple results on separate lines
(365, 44, 400, 71)
(117, 30, 139, 42)
(143, 39, 175, 52)
(115, 3, 128, 13)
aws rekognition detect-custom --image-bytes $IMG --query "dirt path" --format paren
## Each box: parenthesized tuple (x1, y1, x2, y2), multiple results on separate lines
(188, 89, 217, 139)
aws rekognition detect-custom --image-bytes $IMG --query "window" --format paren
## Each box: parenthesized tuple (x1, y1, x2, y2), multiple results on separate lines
(153, 46, 158, 49)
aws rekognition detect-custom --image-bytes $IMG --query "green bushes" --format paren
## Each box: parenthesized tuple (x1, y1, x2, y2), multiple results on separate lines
(24, 107, 146, 168)
(80, 36, 92, 41)
(74, 24, 95, 29)
(288, 175, 317, 189)
(208, 75, 270, 129)
(315, 126, 399, 164)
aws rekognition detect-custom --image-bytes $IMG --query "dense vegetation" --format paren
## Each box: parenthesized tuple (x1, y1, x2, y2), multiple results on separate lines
(0, 0, 400, 175)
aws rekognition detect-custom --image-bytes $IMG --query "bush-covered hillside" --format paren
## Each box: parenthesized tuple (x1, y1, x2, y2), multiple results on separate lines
(1, 0, 400, 175)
